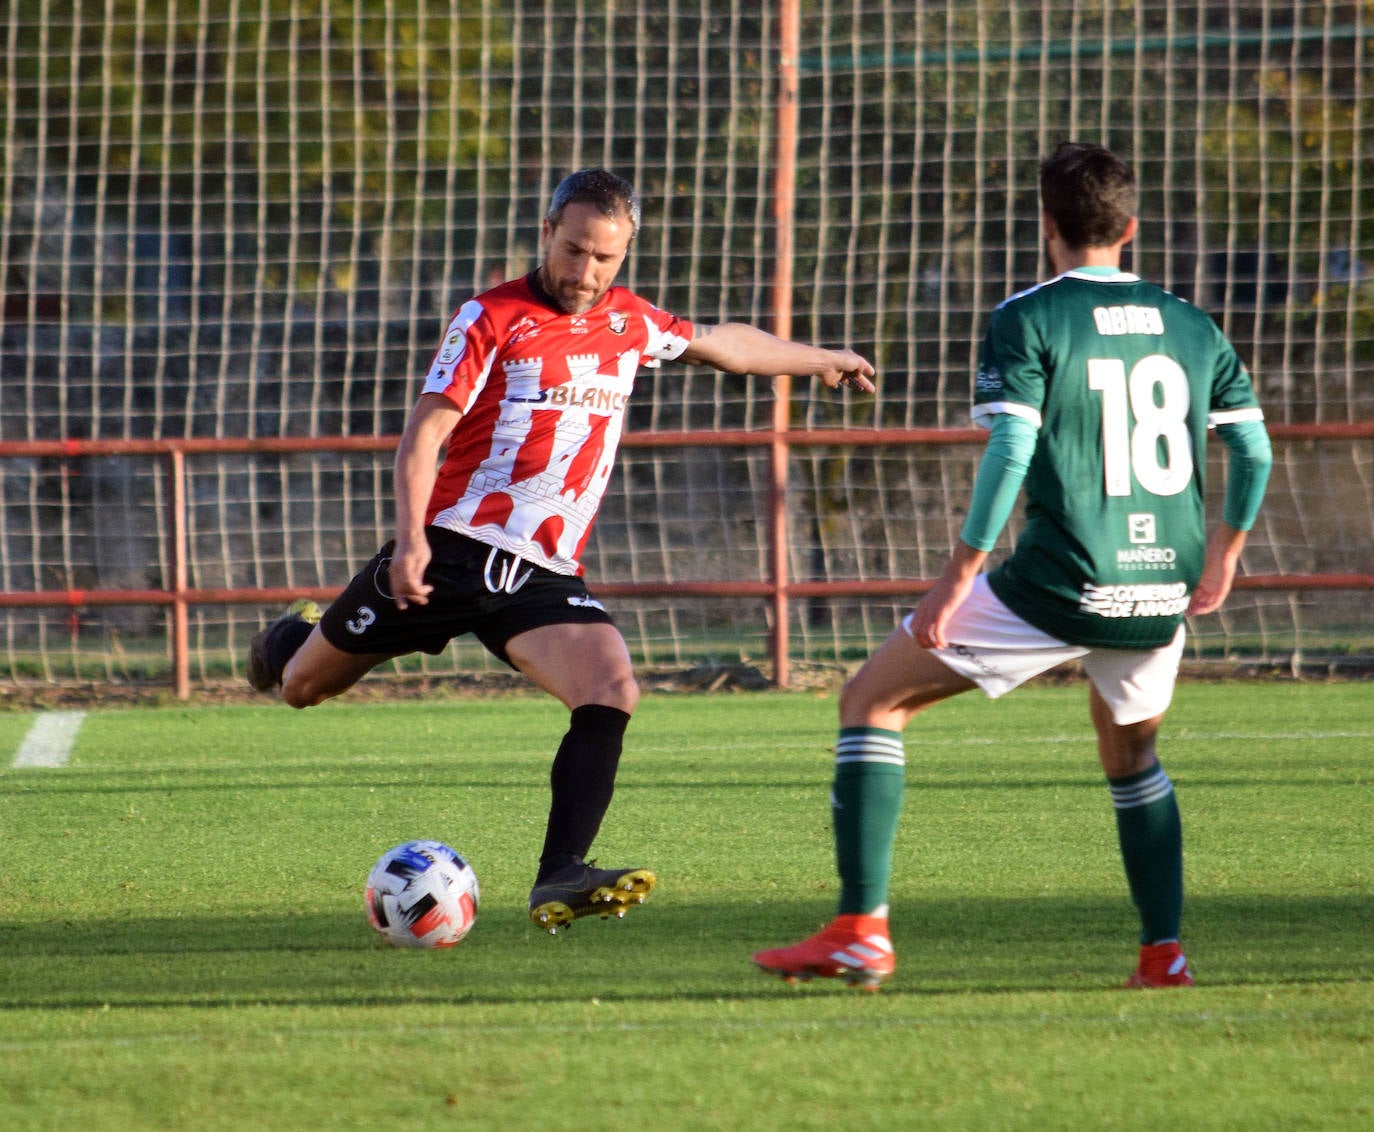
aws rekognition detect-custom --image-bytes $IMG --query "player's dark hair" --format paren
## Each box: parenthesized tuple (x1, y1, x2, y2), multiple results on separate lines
(1039, 142, 1136, 249)
(546, 168, 641, 238)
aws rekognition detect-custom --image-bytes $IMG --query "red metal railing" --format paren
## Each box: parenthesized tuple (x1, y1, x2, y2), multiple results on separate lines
(1, 421, 1372, 697)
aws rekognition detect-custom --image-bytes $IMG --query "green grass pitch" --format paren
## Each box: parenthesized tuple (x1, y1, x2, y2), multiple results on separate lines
(1, 682, 1371, 1129)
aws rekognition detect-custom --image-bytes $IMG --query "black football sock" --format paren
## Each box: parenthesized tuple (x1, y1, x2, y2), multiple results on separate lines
(267, 620, 314, 685)
(537, 704, 631, 882)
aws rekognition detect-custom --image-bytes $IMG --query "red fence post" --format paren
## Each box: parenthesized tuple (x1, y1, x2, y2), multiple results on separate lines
(168, 447, 190, 700)
(770, 0, 802, 688)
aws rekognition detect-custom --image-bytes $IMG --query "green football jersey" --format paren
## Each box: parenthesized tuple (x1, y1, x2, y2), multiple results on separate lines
(975, 267, 1264, 648)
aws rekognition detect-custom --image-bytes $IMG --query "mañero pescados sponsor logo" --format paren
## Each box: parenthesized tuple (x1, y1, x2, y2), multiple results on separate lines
(1119, 511, 1177, 570)
(1117, 545, 1178, 569)
(1079, 581, 1189, 618)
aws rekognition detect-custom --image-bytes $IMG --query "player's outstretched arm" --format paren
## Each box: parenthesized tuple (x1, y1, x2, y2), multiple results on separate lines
(680, 322, 876, 392)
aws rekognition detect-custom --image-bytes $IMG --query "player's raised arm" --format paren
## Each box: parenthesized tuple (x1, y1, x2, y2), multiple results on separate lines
(680, 322, 876, 393)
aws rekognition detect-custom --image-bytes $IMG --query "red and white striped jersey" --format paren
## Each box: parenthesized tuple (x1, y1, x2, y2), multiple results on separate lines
(420, 272, 694, 575)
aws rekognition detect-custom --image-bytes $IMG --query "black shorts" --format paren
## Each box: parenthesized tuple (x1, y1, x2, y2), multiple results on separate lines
(318, 526, 615, 667)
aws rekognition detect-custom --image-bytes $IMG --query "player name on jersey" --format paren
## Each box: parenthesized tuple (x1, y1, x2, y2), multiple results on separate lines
(1092, 304, 1165, 335)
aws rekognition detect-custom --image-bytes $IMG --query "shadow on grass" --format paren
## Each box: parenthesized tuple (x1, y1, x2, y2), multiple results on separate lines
(1, 893, 1369, 1011)
(5, 755, 1364, 799)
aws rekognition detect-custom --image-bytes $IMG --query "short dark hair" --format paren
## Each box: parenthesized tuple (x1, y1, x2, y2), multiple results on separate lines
(546, 168, 641, 237)
(1039, 142, 1136, 249)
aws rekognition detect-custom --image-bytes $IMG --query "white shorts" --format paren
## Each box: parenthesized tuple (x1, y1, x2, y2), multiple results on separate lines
(902, 575, 1186, 726)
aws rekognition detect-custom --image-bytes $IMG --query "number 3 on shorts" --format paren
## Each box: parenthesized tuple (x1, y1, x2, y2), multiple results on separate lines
(346, 606, 377, 636)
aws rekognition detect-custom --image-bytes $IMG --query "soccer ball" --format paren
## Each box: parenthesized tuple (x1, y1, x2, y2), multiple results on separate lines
(364, 840, 480, 948)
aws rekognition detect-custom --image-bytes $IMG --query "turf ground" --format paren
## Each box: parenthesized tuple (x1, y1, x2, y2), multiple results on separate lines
(1, 682, 1371, 1130)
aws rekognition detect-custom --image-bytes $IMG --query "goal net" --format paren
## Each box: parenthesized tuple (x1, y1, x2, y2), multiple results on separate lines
(0, 1, 1370, 689)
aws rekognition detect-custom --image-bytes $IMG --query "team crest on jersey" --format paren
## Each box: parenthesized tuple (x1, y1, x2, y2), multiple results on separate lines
(607, 309, 628, 335)
(509, 315, 541, 344)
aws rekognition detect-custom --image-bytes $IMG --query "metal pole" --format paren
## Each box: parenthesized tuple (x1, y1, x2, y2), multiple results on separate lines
(168, 448, 190, 699)
(770, 0, 801, 688)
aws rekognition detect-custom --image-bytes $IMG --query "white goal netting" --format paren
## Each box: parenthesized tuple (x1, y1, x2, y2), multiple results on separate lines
(1, 1, 1370, 689)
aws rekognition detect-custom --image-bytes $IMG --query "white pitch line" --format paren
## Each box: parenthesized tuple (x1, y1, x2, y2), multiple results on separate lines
(12, 710, 86, 768)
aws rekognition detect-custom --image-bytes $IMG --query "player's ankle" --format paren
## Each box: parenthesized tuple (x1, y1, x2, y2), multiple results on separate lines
(833, 910, 890, 937)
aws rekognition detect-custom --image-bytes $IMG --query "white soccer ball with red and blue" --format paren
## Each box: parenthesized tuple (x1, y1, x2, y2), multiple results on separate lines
(364, 840, 480, 948)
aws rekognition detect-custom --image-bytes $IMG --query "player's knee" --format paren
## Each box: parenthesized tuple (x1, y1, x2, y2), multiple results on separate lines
(279, 667, 345, 709)
(837, 674, 874, 723)
(279, 677, 324, 710)
(1093, 716, 1163, 778)
(599, 669, 639, 714)
(571, 661, 638, 715)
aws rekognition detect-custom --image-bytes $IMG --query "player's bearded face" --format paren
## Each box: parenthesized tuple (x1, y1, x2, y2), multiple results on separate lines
(538, 202, 634, 315)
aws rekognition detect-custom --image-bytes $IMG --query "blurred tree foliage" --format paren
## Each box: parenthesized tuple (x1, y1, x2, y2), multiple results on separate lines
(0, 0, 507, 317)
(0, 1, 1368, 435)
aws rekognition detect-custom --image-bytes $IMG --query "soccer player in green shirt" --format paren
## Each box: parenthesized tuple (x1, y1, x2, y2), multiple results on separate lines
(754, 142, 1273, 990)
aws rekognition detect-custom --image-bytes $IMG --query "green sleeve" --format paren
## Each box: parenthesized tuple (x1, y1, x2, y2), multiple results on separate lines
(1216, 418, 1273, 531)
(959, 413, 1038, 551)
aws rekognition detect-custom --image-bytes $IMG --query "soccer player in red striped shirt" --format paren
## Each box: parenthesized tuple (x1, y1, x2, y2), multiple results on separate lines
(248, 168, 875, 934)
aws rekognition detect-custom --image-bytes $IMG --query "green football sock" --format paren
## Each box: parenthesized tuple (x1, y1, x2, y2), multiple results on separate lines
(832, 727, 906, 916)
(1109, 764, 1184, 944)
